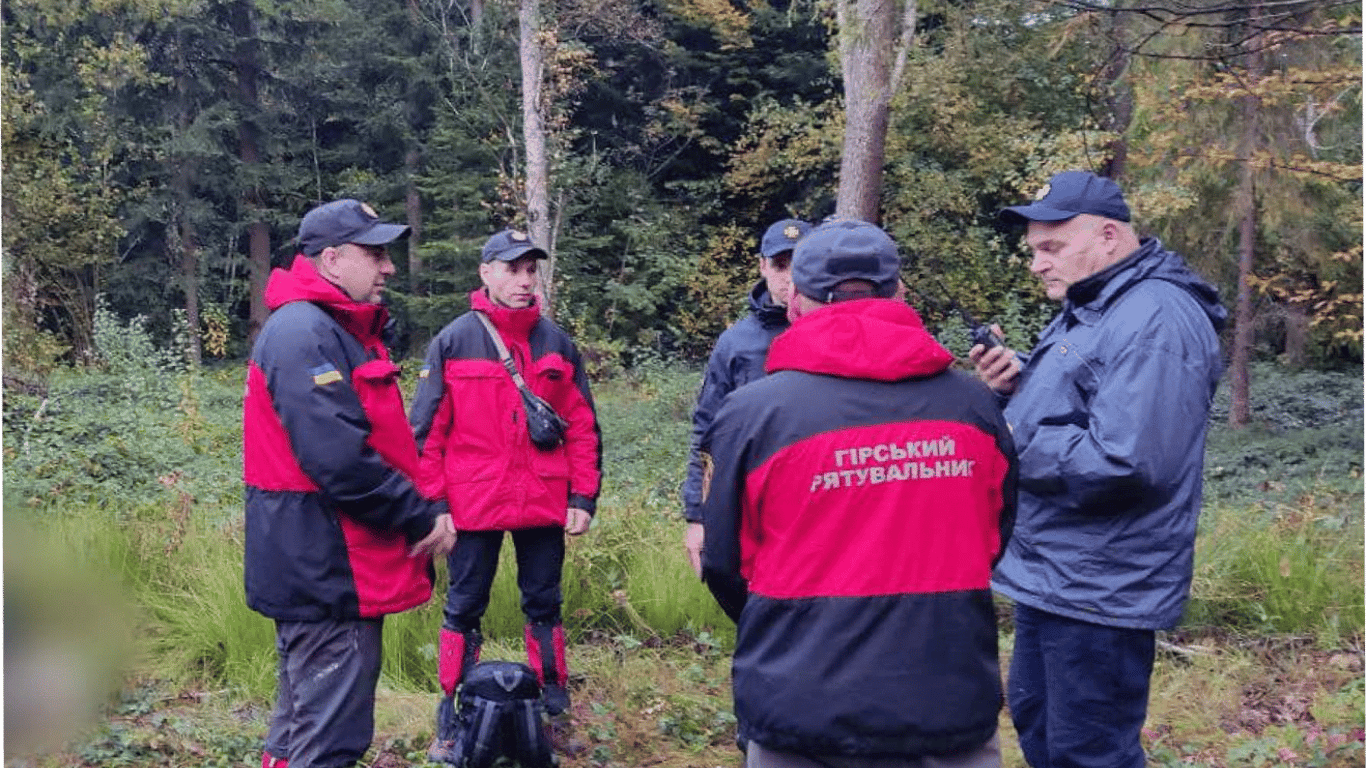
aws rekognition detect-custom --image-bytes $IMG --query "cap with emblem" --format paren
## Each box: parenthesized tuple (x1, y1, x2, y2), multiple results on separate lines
(791, 219, 900, 302)
(482, 229, 549, 263)
(1000, 171, 1131, 224)
(298, 199, 411, 257)
(760, 218, 813, 259)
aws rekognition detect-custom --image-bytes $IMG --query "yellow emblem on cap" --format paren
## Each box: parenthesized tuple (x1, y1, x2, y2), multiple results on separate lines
(361, 202, 378, 218)
(783, 225, 801, 240)
(1033, 183, 1051, 201)
(510, 230, 529, 242)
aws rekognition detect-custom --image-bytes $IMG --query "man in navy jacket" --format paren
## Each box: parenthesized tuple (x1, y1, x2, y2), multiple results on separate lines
(682, 218, 812, 577)
(972, 171, 1226, 768)
(702, 220, 1018, 768)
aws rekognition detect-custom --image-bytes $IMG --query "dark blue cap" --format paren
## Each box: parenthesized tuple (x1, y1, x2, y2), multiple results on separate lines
(482, 229, 548, 262)
(792, 220, 900, 302)
(298, 199, 410, 257)
(760, 218, 813, 258)
(1000, 171, 1131, 223)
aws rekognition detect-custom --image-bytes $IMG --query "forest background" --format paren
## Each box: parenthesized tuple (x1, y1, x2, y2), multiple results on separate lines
(2, 0, 1363, 766)
(3, 0, 1361, 382)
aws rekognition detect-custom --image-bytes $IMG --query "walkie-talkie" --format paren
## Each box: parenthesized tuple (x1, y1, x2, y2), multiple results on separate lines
(967, 315, 1002, 351)
(919, 272, 1003, 353)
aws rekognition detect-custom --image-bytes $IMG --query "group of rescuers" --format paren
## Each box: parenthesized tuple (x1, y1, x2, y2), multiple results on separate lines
(243, 170, 1227, 768)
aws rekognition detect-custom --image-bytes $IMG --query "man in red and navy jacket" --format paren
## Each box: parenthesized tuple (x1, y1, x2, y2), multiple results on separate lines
(243, 199, 456, 768)
(700, 219, 1018, 768)
(409, 229, 602, 761)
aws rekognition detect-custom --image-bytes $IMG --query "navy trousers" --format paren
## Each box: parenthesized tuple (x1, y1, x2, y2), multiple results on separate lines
(264, 618, 383, 768)
(1007, 604, 1155, 768)
(443, 526, 565, 631)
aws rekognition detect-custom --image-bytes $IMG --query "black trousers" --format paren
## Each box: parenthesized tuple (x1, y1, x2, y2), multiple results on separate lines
(443, 526, 565, 631)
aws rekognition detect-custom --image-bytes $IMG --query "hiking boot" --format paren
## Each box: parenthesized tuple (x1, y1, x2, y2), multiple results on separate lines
(542, 682, 570, 716)
(425, 736, 458, 765)
(426, 694, 460, 764)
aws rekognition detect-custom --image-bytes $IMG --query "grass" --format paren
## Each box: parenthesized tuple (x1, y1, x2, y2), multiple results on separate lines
(3, 359, 1363, 768)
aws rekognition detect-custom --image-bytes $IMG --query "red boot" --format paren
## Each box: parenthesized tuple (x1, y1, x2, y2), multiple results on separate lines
(428, 628, 482, 763)
(525, 622, 569, 715)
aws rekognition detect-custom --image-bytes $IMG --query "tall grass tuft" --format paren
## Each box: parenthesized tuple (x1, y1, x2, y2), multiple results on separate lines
(1187, 493, 1364, 643)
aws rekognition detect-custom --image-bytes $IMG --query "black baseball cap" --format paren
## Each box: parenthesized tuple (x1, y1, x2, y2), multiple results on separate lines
(760, 218, 813, 259)
(482, 229, 548, 263)
(1000, 171, 1131, 224)
(297, 199, 410, 257)
(792, 220, 900, 302)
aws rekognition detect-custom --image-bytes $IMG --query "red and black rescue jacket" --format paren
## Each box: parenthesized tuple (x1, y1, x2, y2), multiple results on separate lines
(700, 299, 1018, 758)
(409, 290, 601, 531)
(243, 256, 442, 621)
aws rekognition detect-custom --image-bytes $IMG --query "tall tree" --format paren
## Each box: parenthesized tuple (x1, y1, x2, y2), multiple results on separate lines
(834, 0, 915, 221)
(520, 0, 556, 312)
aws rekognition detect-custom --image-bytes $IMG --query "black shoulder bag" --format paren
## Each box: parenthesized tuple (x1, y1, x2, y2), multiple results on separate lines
(474, 311, 568, 451)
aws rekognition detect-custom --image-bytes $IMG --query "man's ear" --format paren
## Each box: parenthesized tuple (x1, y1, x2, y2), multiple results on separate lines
(1100, 221, 1124, 257)
(316, 246, 341, 277)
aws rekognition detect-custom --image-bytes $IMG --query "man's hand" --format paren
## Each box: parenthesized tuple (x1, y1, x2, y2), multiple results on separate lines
(968, 325, 1021, 395)
(684, 522, 704, 580)
(410, 513, 457, 559)
(566, 507, 592, 536)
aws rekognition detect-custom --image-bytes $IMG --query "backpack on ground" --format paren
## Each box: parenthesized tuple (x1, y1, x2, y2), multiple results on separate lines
(445, 660, 557, 768)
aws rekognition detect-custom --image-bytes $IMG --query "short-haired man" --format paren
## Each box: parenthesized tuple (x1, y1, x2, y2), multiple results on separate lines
(972, 171, 1226, 768)
(243, 199, 457, 768)
(702, 219, 1018, 768)
(683, 218, 812, 577)
(410, 229, 602, 760)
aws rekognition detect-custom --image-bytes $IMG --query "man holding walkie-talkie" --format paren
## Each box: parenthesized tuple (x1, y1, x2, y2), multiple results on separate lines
(971, 171, 1226, 768)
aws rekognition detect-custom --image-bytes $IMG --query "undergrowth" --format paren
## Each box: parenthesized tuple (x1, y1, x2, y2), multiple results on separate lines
(2, 326, 1362, 767)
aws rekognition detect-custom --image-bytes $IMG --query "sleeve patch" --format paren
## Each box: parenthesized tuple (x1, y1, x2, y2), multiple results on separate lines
(310, 364, 343, 386)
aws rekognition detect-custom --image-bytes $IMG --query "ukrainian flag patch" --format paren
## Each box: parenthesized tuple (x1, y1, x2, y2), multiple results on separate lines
(310, 364, 343, 386)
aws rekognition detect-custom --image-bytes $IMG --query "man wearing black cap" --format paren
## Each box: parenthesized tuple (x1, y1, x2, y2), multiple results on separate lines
(700, 219, 1018, 768)
(409, 228, 601, 761)
(244, 199, 457, 768)
(972, 172, 1226, 768)
(682, 217, 812, 578)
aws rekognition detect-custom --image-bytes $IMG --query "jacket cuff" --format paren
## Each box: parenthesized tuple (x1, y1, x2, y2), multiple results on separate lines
(569, 494, 597, 516)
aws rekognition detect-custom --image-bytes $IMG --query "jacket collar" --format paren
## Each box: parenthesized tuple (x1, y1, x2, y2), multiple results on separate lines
(747, 280, 789, 330)
(1062, 238, 1228, 332)
(470, 288, 542, 339)
(264, 255, 388, 345)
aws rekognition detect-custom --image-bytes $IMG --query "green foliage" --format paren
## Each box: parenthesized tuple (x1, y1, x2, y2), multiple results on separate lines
(1204, 363, 1364, 507)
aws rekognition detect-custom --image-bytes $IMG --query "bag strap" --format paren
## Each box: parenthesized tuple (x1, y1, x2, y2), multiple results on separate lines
(473, 311, 533, 392)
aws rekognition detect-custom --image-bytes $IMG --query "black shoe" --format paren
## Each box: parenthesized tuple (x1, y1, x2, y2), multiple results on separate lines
(543, 683, 570, 716)
(427, 695, 459, 764)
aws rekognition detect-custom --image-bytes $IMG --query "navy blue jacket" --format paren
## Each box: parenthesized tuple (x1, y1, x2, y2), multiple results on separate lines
(993, 238, 1226, 630)
(682, 281, 788, 522)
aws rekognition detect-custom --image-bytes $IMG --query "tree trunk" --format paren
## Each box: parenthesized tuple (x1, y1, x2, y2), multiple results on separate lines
(232, 0, 272, 346)
(1282, 304, 1309, 368)
(835, 0, 895, 223)
(1097, 5, 1133, 179)
(520, 0, 555, 315)
(1228, 5, 1262, 429)
(174, 62, 202, 367)
(174, 165, 203, 368)
(406, 148, 425, 296)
